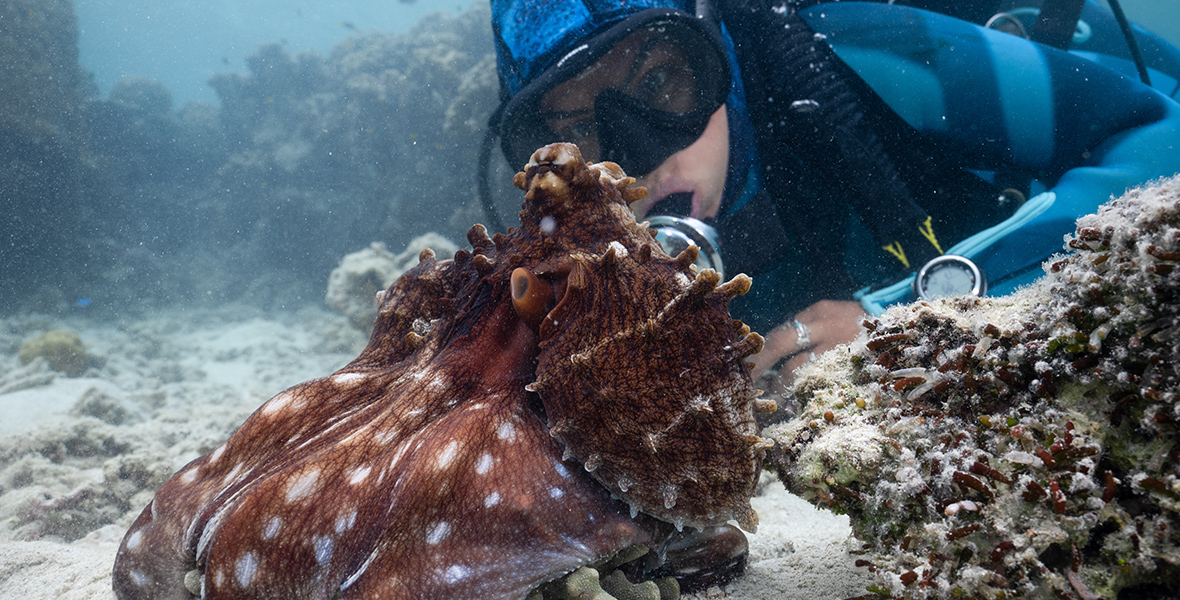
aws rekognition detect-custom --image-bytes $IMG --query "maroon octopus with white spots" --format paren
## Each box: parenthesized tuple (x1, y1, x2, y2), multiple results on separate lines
(112, 143, 773, 599)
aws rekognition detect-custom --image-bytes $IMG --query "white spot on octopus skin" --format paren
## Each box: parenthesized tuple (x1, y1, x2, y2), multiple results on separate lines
(208, 443, 227, 465)
(389, 444, 411, 471)
(474, 453, 494, 475)
(349, 465, 372, 485)
(373, 428, 398, 445)
(128, 570, 146, 586)
(222, 463, 244, 486)
(313, 535, 334, 565)
(382, 446, 412, 487)
(180, 468, 198, 484)
(332, 372, 366, 387)
(436, 440, 461, 469)
(485, 492, 501, 507)
(261, 391, 296, 416)
(426, 521, 450, 545)
(443, 564, 471, 584)
(549, 487, 564, 499)
(335, 510, 356, 534)
(235, 552, 259, 587)
(496, 422, 517, 442)
(286, 469, 321, 503)
(125, 529, 143, 550)
(553, 461, 570, 478)
(263, 517, 282, 540)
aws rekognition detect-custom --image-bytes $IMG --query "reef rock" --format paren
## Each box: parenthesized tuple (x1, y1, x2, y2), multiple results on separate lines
(68, 4, 511, 312)
(768, 175, 1180, 599)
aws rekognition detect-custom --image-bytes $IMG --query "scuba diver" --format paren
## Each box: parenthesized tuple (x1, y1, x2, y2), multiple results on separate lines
(482, 0, 1180, 387)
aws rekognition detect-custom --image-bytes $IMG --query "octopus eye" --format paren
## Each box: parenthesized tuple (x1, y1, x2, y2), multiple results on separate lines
(511, 268, 553, 328)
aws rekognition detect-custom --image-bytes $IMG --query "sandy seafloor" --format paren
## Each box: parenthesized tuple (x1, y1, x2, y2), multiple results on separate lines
(0, 304, 872, 599)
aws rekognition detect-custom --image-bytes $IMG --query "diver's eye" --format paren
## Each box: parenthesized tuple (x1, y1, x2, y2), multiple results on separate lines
(624, 40, 697, 113)
(637, 68, 671, 102)
(634, 63, 696, 112)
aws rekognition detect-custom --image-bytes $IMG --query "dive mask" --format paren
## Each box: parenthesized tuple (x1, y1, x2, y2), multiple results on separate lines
(499, 8, 730, 175)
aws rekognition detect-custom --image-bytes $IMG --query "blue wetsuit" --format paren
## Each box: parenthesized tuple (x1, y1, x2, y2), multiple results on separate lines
(718, 1, 1180, 328)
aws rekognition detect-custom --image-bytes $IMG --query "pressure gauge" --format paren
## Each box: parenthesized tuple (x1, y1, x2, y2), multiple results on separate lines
(913, 255, 986, 300)
(647, 215, 725, 279)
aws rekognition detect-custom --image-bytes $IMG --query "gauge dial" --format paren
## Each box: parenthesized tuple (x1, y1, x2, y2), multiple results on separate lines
(914, 255, 986, 300)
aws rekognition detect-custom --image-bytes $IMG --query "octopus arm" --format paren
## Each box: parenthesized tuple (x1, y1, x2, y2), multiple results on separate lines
(115, 292, 658, 600)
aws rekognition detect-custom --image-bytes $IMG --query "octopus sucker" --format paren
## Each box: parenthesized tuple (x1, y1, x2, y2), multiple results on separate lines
(113, 143, 767, 600)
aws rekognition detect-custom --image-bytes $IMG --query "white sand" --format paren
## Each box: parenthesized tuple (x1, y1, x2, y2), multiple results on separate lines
(0, 305, 869, 599)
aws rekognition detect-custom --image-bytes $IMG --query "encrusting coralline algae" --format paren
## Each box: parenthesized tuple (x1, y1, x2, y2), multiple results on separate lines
(767, 175, 1180, 599)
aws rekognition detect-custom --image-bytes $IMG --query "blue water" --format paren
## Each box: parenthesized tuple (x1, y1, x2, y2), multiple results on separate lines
(74, 0, 1180, 107)
(1112, 0, 1180, 47)
(76, 0, 472, 106)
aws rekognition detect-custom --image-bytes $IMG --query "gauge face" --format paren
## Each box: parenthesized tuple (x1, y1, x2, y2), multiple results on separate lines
(925, 262, 976, 296)
(914, 255, 986, 300)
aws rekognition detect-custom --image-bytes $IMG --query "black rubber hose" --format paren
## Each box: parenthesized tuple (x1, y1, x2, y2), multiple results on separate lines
(1107, 0, 1153, 87)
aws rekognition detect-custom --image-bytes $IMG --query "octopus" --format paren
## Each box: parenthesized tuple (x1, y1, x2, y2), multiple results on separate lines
(112, 143, 773, 600)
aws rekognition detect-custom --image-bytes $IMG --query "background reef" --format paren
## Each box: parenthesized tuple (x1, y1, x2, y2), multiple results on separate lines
(768, 176, 1180, 599)
(1, 0, 94, 310)
(1, 1, 508, 314)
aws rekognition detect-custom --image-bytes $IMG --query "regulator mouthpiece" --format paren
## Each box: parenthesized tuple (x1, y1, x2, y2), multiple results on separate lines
(647, 215, 724, 279)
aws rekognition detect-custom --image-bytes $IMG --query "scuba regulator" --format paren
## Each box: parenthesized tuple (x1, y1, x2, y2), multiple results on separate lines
(646, 215, 725, 279)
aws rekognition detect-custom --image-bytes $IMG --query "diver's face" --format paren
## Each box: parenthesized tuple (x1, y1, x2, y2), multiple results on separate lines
(539, 31, 730, 221)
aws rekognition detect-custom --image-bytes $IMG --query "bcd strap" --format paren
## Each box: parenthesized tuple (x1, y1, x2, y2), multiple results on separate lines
(722, 3, 945, 272)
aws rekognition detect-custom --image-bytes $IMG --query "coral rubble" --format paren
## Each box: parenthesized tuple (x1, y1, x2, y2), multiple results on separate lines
(18, 330, 90, 377)
(767, 176, 1180, 598)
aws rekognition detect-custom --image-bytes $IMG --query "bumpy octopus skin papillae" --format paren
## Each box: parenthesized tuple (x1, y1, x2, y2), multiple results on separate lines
(112, 143, 772, 600)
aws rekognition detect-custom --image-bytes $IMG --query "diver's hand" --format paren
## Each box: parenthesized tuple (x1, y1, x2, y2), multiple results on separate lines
(751, 300, 867, 389)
